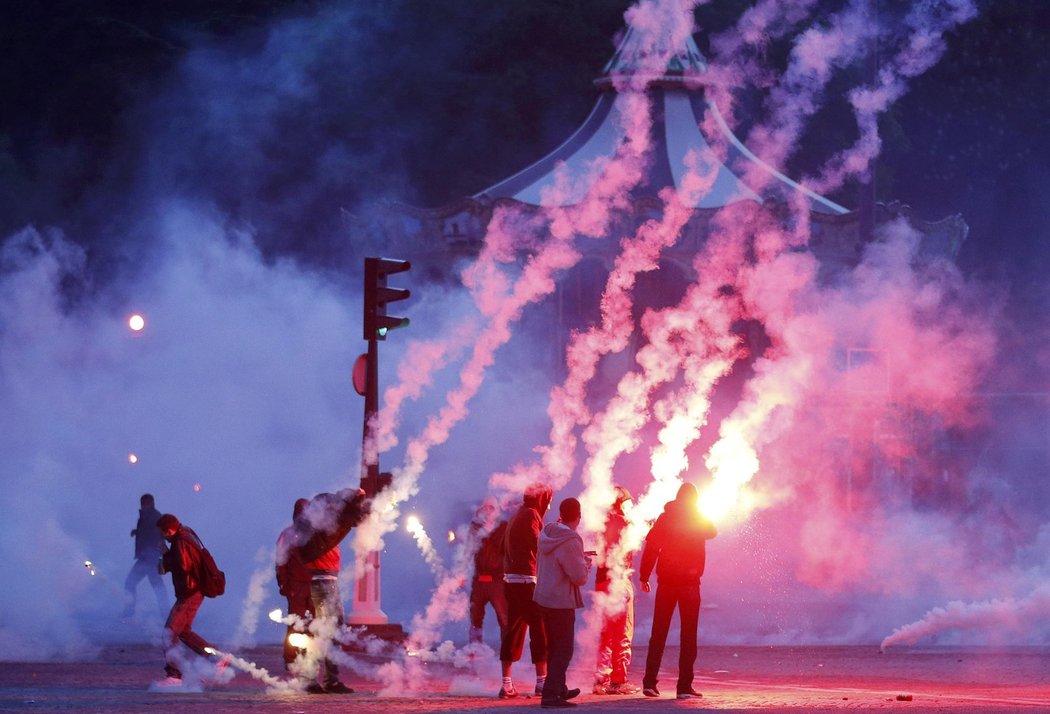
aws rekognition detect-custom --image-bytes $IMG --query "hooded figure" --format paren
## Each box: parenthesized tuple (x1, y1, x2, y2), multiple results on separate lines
(533, 497, 590, 707)
(497, 483, 553, 699)
(276, 498, 312, 669)
(593, 485, 640, 695)
(638, 483, 717, 700)
(122, 493, 169, 617)
(468, 498, 509, 644)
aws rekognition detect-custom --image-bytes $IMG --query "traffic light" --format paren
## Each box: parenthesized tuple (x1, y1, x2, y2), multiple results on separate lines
(364, 257, 411, 341)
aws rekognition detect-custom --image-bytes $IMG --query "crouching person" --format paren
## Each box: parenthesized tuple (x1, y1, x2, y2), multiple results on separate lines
(534, 497, 591, 708)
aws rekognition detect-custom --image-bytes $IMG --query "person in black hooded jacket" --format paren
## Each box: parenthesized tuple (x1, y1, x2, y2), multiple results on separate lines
(121, 493, 169, 618)
(638, 483, 717, 699)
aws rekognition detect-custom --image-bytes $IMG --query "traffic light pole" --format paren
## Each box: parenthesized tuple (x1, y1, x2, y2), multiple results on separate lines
(349, 337, 388, 625)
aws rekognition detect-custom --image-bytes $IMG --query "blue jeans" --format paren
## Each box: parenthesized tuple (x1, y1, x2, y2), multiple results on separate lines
(309, 578, 344, 685)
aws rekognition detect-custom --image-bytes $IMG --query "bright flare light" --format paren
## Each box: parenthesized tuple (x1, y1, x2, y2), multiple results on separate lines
(699, 430, 760, 523)
(405, 515, 422, 533)
(128, 453, 138, 464)
(268, 608, 283, 623)
(287, 633, 310, 649)
(193, 483, 202, 492)
(128, 314, 145, 331)
(447, 530, 456, 543)
(84, 560, 96, 576)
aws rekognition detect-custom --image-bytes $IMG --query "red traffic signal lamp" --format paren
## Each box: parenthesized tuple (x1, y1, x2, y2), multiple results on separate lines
(364, 257, 411, 341)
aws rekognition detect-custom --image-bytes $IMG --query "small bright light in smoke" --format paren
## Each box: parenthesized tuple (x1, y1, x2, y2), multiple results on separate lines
(204, 646, 218, 656)
(193, 483, 202, 493)
(128, 314, 145, 331)
(84, 560, 96, 576)
(448, 530, 456, 543)
(406, 515, 421, 533)
(128, 453, 138, 464)
(287, 633, 310, 649)
(268, 608, 283, 623)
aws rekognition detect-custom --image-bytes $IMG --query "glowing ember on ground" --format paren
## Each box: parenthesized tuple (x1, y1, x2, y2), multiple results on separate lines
(128, 314, 145, 331)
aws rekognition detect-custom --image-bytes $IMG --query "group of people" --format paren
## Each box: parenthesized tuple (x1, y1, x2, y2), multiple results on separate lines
(123, 488, 369, 692)
(470, 481, 717, 707)
(123, 480, 717, 703)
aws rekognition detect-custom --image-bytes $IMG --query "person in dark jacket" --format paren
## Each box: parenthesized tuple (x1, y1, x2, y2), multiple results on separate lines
(638, 483, 717, 699)
(156, 513, 219, 685)
(121, 493, 169, 618)
(593, 486, 640, 695)
(290, 487, 370, 694)
(275, 498, 312, 669)
(534, 497, 590, 708)
(498, 482, 553, 699)
(468, 498, 508, 645)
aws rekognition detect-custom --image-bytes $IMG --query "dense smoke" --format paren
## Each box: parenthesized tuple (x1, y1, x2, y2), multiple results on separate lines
(0, 0, 1047, 683)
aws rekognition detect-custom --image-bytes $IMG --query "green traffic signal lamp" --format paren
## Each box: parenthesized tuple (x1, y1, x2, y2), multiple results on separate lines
(364, 257, 411, 341)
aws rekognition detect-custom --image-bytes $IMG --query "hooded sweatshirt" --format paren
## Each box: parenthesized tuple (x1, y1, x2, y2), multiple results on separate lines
(533, 522, 589, 609)
(639, 483, 717, 587)
(133, 505, 164, 560)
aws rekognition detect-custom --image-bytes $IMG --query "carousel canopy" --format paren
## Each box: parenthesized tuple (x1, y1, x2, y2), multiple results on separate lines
(475, 27, 847, 215)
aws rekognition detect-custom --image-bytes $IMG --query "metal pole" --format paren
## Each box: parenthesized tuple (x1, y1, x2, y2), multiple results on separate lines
(349, 337, 388, 625)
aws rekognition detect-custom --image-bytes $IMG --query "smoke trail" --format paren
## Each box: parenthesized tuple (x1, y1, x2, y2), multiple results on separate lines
(405, 515, 445, 576)
(808, 0, 979, 193)
(230, 549, 274, 648)
(880, 583, 1050, 650)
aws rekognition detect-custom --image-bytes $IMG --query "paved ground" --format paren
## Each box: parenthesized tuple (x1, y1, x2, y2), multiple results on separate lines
(1, 644, 1048, 713)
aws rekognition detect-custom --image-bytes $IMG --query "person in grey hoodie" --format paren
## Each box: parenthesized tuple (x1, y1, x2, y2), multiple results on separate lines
(534, 497, 592, 708)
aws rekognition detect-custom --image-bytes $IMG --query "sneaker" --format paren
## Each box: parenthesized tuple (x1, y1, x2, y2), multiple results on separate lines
(154, 676, 183, 688)
(304, 682, 326, 694)
(498, 686, 519, 699)
(540, 700, 578, 708)
(608, 682, 641, 695)
(677, 689, 703, 699)
(325, 681, 354, 694)
(643, 686, 661, 697)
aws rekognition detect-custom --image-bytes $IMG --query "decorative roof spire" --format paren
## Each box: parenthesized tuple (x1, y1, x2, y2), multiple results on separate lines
(595, 26, 707, 89)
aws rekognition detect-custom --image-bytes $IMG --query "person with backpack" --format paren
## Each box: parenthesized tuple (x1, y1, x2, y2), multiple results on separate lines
(156, 513, 224, 686)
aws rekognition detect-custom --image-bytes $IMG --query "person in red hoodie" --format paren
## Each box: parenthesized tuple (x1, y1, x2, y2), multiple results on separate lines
(638, 483, 717, 700)
(156, 513, 219, 686)
(593, 486, 640, 695)
(275, 498, 312, 670)
(497, 482, 553, 699)
(468, 498, 509, 645)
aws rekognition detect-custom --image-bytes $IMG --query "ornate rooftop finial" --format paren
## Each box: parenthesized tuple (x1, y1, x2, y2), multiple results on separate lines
(595, 26, 707, 89)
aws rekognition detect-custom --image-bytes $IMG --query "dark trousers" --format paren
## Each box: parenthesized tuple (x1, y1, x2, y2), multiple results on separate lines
(123, 557, 169, 614)
(642, 581, 700, 694)
(469, 577, 509, 644)
(500, 581, 547, 664)
(539, 606, 575, 703)
(163, 591, 211, 678)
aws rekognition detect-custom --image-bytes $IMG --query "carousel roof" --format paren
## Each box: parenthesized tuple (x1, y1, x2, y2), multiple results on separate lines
(475, 27, 848, 215)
